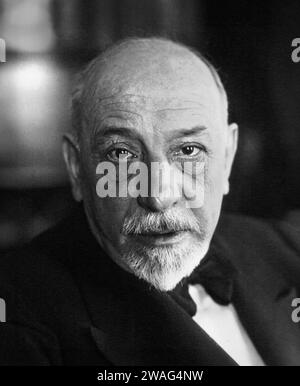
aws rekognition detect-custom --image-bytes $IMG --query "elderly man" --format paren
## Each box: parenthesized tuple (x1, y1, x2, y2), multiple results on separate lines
(0, 37, 300, 366)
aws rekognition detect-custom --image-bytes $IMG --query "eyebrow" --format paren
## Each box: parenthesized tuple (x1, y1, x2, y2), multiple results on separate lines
(168, 126, 208, 139)
(96, 127, 142, 141)
(94, 125, 208, 144)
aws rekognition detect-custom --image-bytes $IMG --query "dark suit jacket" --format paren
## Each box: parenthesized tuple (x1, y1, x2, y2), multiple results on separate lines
(0, 206, 300, 366)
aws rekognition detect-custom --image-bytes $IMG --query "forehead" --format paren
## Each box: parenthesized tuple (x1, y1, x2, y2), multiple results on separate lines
(93, 93, 216, 130)
(81, 45, 224, 133)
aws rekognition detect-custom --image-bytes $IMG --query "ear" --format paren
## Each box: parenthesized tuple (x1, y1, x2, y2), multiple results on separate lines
(62, 133, 83, 202)
(223, 123, 238, 195)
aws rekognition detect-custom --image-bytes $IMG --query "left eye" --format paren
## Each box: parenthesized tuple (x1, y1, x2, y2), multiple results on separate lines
(180, 145, 201, 156)
(107, 148, 137, 161)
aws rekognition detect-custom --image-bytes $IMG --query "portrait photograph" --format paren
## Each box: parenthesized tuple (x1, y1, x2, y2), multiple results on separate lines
(0, 0, 300, 375)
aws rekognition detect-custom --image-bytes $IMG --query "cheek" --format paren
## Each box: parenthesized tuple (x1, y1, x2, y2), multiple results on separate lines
(198, 153, 226, 224)
(96, 198, 126, 228)
(79, 154, 133, 242)
(92, 196, 134, 243)
(207, 161, 226, 196)
(205, 141, 227, 198)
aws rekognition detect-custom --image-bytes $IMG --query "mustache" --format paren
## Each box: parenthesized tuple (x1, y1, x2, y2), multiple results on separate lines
(122, 208, 204, 236)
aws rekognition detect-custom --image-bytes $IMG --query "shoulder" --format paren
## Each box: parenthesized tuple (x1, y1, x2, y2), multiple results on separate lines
(0, 224, 69, 365)
(0, 210, 90, 334)
(0, 207, 111, 365)
(214, 212, 300, 285)
(217, 211, 300, 250)
(0, 217, 75, 298)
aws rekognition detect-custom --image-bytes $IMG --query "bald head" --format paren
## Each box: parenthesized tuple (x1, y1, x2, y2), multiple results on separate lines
(71, 37, 228, 141)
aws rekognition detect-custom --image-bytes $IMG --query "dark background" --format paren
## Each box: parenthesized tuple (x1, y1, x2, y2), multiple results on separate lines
(1, 0, 300, 253)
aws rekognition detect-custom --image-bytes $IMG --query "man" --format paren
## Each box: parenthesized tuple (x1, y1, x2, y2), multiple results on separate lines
(0, 37, 300, 366)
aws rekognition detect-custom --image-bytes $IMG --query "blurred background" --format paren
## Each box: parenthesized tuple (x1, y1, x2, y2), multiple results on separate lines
(1, 0, 300, 253)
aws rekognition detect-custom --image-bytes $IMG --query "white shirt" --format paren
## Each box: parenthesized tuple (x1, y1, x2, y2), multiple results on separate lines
(188, 284, 265, 366)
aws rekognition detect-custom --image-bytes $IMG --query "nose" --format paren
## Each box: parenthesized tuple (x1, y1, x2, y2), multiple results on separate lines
(137, 161, 181, 212)
(137, 195, 179, 212)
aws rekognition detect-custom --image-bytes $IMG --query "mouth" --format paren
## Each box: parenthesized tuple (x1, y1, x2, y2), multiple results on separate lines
(129, 230, 190, 246)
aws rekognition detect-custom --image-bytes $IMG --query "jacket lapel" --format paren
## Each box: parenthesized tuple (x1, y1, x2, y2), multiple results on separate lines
(233, 264, 300, 365)
(77, 249, 237, 366)
(211, 230, 300, 366)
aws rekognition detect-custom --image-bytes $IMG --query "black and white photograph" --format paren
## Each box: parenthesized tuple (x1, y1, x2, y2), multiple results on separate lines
(0, 0, 300, 372)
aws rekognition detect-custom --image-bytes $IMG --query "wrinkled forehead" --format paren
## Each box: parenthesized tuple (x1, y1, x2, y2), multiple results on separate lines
(80, 44, 224, 130)
(87, 94, 217, 131)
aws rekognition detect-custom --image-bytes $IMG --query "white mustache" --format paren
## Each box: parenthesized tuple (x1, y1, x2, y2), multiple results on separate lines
(122, 208, 203, 236)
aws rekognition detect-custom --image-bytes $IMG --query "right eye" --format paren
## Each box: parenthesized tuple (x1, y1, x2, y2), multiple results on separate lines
(107, 148, 138, 162)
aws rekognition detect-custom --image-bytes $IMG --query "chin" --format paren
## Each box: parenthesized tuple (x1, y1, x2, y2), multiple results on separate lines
(120, 238, 209, 292)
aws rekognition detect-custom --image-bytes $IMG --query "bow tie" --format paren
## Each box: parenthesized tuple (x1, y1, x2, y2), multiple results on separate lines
(168, 250, 238, 316)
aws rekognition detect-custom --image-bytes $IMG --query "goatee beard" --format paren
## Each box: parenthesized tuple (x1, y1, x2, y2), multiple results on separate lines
(120, 238, 209, 291)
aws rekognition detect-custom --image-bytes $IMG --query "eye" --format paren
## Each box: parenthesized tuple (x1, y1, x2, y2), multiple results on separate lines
(180, 145, 201, 156)
(107, 148, 137, 162)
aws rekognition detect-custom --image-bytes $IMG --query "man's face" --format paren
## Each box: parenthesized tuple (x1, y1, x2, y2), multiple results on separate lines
(64, 43, 237, 290)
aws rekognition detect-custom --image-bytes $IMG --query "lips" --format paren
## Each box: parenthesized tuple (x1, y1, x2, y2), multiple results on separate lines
(140, 230, 180, 236)
(130, 230, 190, 246)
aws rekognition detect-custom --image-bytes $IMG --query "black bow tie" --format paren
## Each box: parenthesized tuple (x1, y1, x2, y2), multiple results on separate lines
(168, 250, 238, 316)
